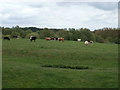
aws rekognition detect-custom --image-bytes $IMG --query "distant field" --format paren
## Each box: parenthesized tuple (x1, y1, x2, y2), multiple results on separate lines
(2, 39, 118, 88)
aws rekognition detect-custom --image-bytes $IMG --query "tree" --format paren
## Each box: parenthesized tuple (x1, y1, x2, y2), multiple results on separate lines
(95, 35, 104, 43)
(39, 29, 55, 39)
(79, 28, 95, 41)
(11, 32, 20, 37)
(26, 29, 33, 34)
(26, 32, 39, 39)
(56, 30, 69, 39)
(2, 28, 12, 35)
(19, 30, 26, 38)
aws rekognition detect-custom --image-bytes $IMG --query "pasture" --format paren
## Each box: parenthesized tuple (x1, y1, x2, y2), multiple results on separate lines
(2, 39, 118, 88)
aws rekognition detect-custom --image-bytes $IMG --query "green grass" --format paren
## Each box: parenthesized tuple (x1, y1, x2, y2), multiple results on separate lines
(2, 39, 118, 88)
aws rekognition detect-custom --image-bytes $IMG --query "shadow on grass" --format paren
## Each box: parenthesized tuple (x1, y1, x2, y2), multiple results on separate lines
(42, 64, 92, 70)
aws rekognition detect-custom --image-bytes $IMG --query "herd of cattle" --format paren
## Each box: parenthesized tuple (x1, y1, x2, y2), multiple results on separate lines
(45, 37, 64, 42)
(3, 36, 94, 45)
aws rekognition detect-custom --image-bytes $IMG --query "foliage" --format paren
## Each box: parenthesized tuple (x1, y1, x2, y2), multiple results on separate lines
(95, 35, 104, 43)
(1, 26, 119, 44)
(2, 35, 11, 38)
(25, 32, 39, 39)
(11, 32, 20, 37)
(94, 28, 119, 43)
(38, 29, 55, 39)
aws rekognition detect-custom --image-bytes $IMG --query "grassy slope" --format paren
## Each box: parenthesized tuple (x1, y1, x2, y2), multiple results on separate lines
(2, 39, 118, 88)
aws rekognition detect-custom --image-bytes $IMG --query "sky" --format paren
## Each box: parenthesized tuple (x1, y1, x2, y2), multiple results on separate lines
(0, 0, 119, 31)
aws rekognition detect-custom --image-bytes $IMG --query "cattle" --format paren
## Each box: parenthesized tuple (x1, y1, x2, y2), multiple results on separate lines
(90, 41, 94, 44)
(77, 39, 81, 42)
(52, 37, 58, 41)
(84, 41, 89, 45)
(55, 37, 58, 40)
(45, 37, 58, 41)
(3, 37, 10, 40)
(13, 35, 18, 38)
(30, 36, 36, 42)
(58, 37, 64, 42)
(45, 37, 63, 41)
(45, 37, 51, 41)
(51, 37, 54, 40)
(84, 40, 94, 45)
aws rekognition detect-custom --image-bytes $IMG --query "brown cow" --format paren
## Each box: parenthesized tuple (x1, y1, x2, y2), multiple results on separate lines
(58, 37, 64, 42)
(45, 37, 51, 41)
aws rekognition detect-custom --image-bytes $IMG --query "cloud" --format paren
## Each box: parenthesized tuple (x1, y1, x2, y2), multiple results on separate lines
(1, 0, 118, 30)
(87, 2, 118, 11)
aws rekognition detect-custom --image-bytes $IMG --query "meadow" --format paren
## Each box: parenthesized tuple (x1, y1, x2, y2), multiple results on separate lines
(2, 39, 118, 88)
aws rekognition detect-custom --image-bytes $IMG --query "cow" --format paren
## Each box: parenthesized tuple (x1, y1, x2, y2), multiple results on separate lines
(3, 37, 10, 40)
(45, 37, 51, 41)
(52, 37, 58, 41)
(77, 39, 81, 42)
(58, 37, 64, 42)
(84, 41, 89, 45)
(90, 41, 94, 44)
(55, 37, 58, 40)
(30, 36, 36, 42)
(51, 37, 54, 40)
(84, 40, 94, 45)
(13, 35, 18, 38)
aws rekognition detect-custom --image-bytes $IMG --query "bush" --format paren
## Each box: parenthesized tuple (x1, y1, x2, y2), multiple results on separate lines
(2, 35, 11, 38)
(11, 32, 20, 37)
(114, 38, 120, 44)
(95, 35, 104, 43)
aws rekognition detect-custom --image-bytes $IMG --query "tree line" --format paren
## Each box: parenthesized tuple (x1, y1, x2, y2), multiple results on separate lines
(1, 26, 120, 44)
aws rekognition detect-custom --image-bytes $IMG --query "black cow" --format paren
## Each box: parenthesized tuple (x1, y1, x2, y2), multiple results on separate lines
(51, 37, 54, 40)
(30, 36, 36, 42)
(13, 35, 18, 38)
(55, 37, 58, 40)
(4, 37, 10, 40)
(51, 37, 59, 41)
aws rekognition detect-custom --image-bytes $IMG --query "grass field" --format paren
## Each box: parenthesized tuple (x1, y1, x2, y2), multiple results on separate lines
(2, 39, 118, 88)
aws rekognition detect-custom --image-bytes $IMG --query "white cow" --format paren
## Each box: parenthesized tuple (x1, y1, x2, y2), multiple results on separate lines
(84, 40, 94, 45)
(84, 41, 89, 45)
(89, 41, 94, 44)
(30, 36, 33, 39)
(77, 39, 81, 42)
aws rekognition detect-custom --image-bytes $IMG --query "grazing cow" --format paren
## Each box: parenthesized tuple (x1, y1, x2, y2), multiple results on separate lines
(84, 40, 94, 45)
(55, 37, 58, 40)
(58, 37, 64, 42)
(90, 41, 94, 44)
(51, 37, 54, 40)
(84, 41, 89, 45)
(77, 39, 81, 42)
(45, 37, 51, 41)
(13, 35, 18, 38)
(3, 37, 10, 40)
(53, 37, 58, 41)
(30, 36, 36, 42)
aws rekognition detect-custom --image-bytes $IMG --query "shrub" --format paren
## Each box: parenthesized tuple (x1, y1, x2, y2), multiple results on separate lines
(95, 35, 104, 43)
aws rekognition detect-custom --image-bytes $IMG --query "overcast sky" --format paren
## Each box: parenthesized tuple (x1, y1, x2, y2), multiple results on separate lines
(0, 0, 119, 30)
